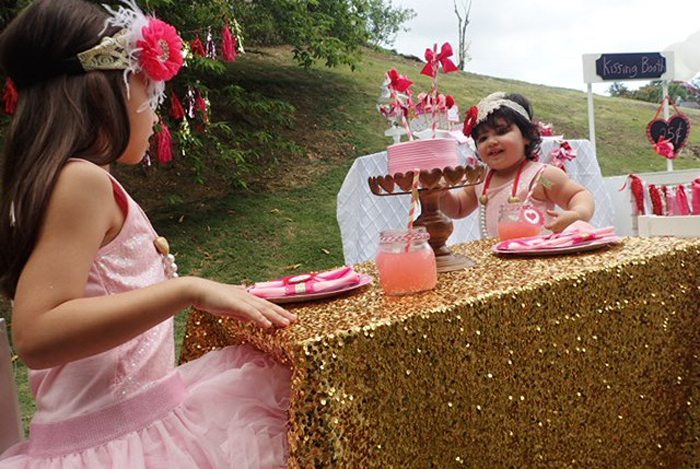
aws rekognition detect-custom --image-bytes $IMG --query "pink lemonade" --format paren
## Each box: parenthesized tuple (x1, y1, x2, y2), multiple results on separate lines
(376, 249, 437, 296)
(498, 221, 542, 241)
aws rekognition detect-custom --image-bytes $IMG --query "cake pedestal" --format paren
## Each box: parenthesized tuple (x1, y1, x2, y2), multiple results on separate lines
(368, 165, 487, 273)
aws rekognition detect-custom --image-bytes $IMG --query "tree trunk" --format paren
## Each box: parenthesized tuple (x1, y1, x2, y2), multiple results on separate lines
(453, 0, 472, 71)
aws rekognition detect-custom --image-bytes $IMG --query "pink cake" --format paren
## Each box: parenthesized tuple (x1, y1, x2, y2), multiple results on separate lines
(387, 138, 459, 175)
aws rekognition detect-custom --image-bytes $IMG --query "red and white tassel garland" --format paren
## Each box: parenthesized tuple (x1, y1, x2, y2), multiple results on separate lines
(222, 24, 238, 62)
(156, 121, 173, 164)
(3, 78, 18, 115)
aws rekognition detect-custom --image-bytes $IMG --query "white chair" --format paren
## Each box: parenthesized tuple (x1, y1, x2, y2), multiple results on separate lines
(0, 318, 23, 454)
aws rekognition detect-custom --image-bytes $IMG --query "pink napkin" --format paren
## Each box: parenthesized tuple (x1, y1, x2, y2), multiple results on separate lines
(247, 266, 361, 299)
(495, 221, 619, 252)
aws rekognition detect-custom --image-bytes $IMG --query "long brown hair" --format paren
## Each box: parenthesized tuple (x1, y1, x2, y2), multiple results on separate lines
(0, 0, 131, 298)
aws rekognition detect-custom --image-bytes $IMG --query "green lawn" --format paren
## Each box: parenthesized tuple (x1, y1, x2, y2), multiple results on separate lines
(4, 46, 700, 432)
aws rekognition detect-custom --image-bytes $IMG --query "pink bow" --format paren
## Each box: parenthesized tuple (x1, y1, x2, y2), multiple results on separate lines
(387, 68, 413, 93)
(653, 137, 675, 159)
(462, 105, 479, 136)
(421, 42, 459, 78)
(550, 140, 577, 171)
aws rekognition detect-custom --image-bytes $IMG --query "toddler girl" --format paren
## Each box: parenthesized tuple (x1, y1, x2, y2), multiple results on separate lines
(440, 92, 594, 238)
(0, 0, 296, 467)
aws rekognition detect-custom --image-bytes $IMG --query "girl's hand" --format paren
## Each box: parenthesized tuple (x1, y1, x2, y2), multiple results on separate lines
(545, 209, 581, 233)
(190, 278, 297, 329)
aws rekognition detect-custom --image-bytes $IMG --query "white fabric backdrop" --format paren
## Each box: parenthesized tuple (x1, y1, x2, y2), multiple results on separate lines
(337, 139, 614, 265)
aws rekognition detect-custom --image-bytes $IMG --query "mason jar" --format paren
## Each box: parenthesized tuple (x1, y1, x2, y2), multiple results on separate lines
(375, 227, 437, 296)
(497, 202, 544, 241)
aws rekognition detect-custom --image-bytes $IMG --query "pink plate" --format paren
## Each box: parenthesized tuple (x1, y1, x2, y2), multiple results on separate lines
(492, 237, 622, 256)
(262, 274, 374, 304)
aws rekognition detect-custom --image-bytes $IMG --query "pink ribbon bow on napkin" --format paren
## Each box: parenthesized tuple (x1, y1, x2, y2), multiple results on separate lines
(247, 266, 361, 299)
(421, 42, 459, 78)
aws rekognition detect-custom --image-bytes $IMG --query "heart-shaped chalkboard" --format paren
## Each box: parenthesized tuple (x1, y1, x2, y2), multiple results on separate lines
(646, 114, 691, 157)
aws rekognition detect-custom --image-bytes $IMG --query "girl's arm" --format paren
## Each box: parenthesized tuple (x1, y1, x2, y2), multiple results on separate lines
(12, 163, 295, 369)
(439, 185, 479, 219)
(538, 165, 595, 232)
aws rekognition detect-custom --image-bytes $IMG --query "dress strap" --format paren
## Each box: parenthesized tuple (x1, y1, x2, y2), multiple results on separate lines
(65, 158, 129, 216)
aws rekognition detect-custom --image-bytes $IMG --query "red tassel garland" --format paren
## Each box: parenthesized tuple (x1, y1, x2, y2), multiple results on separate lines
(626, 174, 645, 215)
(170, 92, 185, 121)
(191, 35, 206, 57)
(222, 24, 238, 62)
(648, 184, 664, 216)
(676, 184, 691, 215)
(3, 78, 19, 115)
(156, 122, 173, 164)
(692, 179, 700, 215)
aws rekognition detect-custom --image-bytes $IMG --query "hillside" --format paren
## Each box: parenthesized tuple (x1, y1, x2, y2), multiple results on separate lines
(114, 46, 700, 213)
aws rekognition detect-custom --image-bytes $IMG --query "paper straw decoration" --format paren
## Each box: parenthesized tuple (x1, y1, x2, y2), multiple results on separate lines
(407, 170, 420, 230)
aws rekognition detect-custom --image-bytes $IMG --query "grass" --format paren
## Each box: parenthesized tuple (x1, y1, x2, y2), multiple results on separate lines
(5, 45, 700, 433)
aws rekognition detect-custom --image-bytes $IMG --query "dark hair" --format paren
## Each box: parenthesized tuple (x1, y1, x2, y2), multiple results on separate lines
(0, 0, 131, 298)
(471, 93, 542, 161)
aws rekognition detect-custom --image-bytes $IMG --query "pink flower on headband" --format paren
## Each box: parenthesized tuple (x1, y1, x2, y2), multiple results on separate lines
(137, 19, 184, 82)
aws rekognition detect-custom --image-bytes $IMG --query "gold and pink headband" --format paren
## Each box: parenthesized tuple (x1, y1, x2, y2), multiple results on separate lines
(462, 92, 530, 136)
(13, 0, 183, 110)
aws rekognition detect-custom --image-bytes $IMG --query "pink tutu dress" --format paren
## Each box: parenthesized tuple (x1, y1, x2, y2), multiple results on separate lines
(0, 161, 291, 468)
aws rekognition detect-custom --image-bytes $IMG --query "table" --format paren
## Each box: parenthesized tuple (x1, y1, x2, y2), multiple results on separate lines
(337, 139, 615, 265)
(181, 237, 700, 468)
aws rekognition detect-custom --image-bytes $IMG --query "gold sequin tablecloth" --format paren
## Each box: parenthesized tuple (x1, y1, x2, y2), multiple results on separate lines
(181, 237, 700, 468)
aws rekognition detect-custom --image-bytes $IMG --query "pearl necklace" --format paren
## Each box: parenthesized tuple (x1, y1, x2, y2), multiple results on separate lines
(154, 236, 179, 279)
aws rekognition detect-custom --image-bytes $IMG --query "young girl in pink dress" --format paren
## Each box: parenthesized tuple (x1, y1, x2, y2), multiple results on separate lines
(0, 0, 297, 467)
(440, 92, 595, 238)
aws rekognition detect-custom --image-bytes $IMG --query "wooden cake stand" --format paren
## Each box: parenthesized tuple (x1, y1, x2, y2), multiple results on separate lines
(368, 164, 487, 272)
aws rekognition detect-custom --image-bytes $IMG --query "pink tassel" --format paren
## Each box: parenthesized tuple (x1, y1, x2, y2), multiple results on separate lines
(222, 24, 238, 62)
(692, 179, 700, 215)
(662, 186, 676, 215)
(156, 122, 173, 164)
(3, 78, 19, 115)
(676, 184, 691, 215)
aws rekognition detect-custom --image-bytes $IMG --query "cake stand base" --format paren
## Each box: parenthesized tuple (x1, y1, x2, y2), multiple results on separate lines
(436, 253, 476, 273)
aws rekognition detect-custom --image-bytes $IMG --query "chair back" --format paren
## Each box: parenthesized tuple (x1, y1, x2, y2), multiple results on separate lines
(0, 318, 23, 454)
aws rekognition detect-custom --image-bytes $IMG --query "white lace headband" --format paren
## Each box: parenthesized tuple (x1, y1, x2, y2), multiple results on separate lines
(463, 92, 530, 136)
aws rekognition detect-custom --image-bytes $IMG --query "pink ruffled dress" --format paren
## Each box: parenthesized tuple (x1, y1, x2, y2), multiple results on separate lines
(476, 161, 555, 238)
(0, 161, 291, 468)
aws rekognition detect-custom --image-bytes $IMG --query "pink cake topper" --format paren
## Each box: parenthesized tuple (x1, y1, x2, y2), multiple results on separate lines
(378, 68, 415, 140)
(420, 42, 460, 137)
(378, 42, 460, 141)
